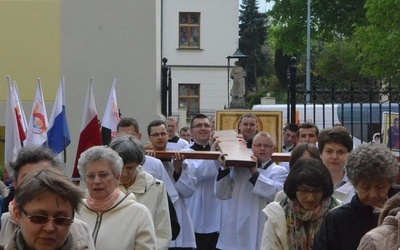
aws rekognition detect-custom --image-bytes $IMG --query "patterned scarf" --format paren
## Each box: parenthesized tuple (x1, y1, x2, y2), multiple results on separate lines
(283, 197, 338, 250)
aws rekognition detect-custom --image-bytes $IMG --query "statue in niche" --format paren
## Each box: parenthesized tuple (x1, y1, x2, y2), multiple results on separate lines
(229, 61, 246, 108)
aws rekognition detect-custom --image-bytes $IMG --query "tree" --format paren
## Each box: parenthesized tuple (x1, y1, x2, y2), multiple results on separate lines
(266, 0, 369, 85)
(267, 0, 367, 52)
(355, 0, 400, 78)
(314, 38, 361, 81)
(239, 0, 269, 91)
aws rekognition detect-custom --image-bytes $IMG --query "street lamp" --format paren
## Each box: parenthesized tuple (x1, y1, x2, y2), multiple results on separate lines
(306, 0, 311, 102)
(226, 49, 247, 108)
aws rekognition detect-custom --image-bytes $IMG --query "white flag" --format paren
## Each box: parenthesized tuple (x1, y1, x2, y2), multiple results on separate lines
(25, 79, 49, 146)
(5, 80, 22, 175)
(101, 79, 120, 145)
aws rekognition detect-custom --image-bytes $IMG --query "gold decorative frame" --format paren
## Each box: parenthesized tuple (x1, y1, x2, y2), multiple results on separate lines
(215, 110, 283, 152)
(382, 112, 400, 152)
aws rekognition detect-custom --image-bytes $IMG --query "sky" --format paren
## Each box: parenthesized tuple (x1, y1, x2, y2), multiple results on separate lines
(239, 0, 274, 13)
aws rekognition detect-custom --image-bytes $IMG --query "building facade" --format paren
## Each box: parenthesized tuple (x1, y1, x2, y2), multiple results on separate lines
(0, 0, 239, 174)
(162, 0, 239, 118)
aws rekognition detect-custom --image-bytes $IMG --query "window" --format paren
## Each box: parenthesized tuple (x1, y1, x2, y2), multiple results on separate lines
(179, 84, 200, 117)
(179, 12, 200, 49)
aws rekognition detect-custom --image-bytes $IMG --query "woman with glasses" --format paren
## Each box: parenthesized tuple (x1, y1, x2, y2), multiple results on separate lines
(274, 143, 322, 203)
(5, 168, 92, 250)
(0, 146, 94, 248)
(76, 146, 156, 250)
(261, 158, 340, 250)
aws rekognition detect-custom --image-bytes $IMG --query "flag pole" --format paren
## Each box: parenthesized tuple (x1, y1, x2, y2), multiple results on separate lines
(7, 76, 24, 148)
(38, 77, 49, 148)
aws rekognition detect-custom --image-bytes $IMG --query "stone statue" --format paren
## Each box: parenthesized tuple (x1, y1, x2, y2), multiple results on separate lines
(229, 61, 246, 108)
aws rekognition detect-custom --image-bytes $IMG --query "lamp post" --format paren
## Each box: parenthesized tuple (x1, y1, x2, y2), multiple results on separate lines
(306, 0, 311, 102)
(226, 49, 247, 108)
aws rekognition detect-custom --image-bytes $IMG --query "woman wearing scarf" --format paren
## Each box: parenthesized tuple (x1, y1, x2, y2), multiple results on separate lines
(75, 146, 156, 250)
(261, 158, 340, 250)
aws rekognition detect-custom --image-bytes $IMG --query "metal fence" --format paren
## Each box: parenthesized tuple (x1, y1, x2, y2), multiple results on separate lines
(288, 57, 400, 150)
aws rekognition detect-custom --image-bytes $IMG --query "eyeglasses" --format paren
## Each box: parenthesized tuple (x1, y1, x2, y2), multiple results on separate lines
(84, 171, 112, 181)
(296, 188, 323, 196)
(20, 206, 74, 226)
(150, 132, 168, 137)
(253, 144, 274, 149)
(191, 123, 211, 129)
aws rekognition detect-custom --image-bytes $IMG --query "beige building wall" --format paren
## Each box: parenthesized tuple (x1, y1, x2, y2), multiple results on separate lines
(0, 0, 61, 100)
(0, 0, 162, 175)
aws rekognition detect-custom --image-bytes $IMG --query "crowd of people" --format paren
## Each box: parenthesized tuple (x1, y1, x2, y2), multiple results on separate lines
(0, 112, 399, 250)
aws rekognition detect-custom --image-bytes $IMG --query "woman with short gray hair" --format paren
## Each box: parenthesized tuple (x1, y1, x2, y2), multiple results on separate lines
(77, 145, 123, 178)
(314, 143, 399, 250)
(75, 146, 156, 250)
(346, 143, 398, 188)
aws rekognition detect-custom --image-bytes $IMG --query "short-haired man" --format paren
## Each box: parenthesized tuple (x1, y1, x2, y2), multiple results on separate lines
(117, 117, 171, 183)
(183, 114, 222, 250)
(110, 135, 172, 249)
(298, 122, 319, 144)
(179, 126, 192, 144)
(215, 132, 288, 250)
(117, 117, 181, 241)
(282, 123, 298, 152)
(166, 116, 189, 150)
(0, 146, 95, 248)
(238, 113, 258, 148)
(147, 120, 196, 249)
(280, 123, 299, 172)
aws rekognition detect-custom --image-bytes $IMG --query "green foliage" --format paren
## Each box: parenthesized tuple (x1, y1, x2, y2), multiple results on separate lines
(267, 0, 400, 81)
(265, 0, 376, 84)
(313, 38, 362, 80)
(268, 0, 367, 53)
(247, 75, 287, 107)
(239, 0, 270, 90)
(0, 166, 5, 181)
(354, 0, 400, 78)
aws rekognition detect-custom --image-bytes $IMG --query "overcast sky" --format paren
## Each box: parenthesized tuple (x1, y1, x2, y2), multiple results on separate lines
(239, 0, 274, 13)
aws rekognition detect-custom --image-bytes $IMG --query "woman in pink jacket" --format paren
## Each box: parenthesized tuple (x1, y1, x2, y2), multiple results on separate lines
(358, 193, 400, 250)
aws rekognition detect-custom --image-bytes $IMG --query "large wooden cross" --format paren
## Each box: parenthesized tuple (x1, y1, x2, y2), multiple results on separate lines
(147, 130, 290, 167)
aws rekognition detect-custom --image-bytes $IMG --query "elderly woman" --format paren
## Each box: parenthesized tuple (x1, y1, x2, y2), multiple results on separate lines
(5, 168, 91, 250)
(76, 146, 156, 250)
(110, 135, 171, 250)
(314, 143, 399, 250)
(357, 193, 400, 249)
(261, 158, 339, 250)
